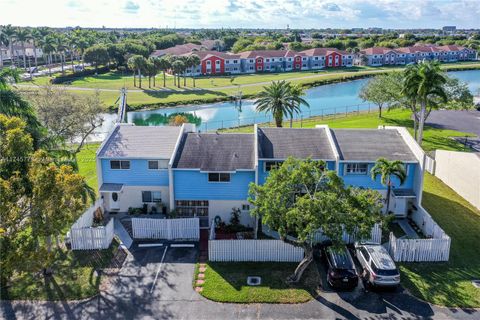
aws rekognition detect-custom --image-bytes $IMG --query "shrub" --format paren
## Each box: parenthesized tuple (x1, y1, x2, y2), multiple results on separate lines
(50, 65, 113, 84)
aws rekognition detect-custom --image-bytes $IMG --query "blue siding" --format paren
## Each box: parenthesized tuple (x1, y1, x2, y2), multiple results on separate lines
(101, 159, 169, 186)
(174, 170, 255, 200)
(339, 162, 416, 190)
(258, 160, 336, 185)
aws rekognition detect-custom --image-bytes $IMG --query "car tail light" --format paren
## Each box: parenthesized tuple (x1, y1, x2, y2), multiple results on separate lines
(330, 271, 336, 277)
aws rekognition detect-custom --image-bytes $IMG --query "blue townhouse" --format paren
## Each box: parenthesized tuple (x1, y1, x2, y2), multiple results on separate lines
(96, 123, 425, 229)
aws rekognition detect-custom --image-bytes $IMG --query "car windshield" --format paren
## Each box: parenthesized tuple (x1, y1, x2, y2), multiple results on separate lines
(371, 262, 399, 276)
(328, 247, 354, 269)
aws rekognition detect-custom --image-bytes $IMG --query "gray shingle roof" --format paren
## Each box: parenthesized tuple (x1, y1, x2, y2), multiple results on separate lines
(331, 129, 417, 162)
(257, 127, 335, 160)
(173, 133, 255, 171)
(97, 125, 181, 159)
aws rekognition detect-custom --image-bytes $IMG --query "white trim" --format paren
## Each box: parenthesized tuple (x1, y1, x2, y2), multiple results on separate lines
(138, 243, 164, 248)
(258, 158, 337, 162)
(170, 244, 195, 248)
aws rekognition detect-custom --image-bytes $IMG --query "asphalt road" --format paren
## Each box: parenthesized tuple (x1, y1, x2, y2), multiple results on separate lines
(1, 243, 478, 320)
(426, 110, 480, 151)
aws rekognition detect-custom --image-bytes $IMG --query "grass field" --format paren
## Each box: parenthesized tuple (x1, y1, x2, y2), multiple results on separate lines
(20, 61, 480, 107)
(77, 143, 100, 192)
(400, 174, 480, 308)
(195, 262, 320, 303)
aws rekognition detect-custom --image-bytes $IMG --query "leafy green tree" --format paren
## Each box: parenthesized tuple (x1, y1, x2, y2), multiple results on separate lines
(402, 60, 448, 145)
(2, 25, 16, 67)
(249, 158, 384, 282)
(83, 44, 109, 72)
(359, 74, 398, 118)
(371, 158, 407, 214)
(14, 27, 31, 69)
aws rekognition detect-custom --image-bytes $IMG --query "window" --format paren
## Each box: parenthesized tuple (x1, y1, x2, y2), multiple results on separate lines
(271, 58, 275, 62)
(242, 204, 250, 211)
(302, 64, 306, 67)
(208, 172, 231, 182)
(148, 160, 168, 170)
(206, 60, 211, 65)
(175, 200, 209, 217)
(249, 59, 254, 63)
(233, 59, 238, 63)
(249, 66, 254, 70)
(142, 191, 161, 203)
(265, 161, 283, 171)
(266, 58, 270, 62)
(314, 57, 318, 60)
(345, 163, 368, 174)
(110, 160, 130, 170)
(225, 60, 230, 64)
(257, 58, 262, 63)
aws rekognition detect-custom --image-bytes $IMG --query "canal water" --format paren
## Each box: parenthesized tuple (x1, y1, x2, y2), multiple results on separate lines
(95, 69, 480, 140)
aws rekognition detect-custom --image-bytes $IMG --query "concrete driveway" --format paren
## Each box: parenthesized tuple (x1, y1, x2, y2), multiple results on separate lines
(1, 242, 479, 319)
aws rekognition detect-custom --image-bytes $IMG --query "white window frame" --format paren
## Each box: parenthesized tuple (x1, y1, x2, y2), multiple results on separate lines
(345, 163, 368, 175)
(148, 160, 169, 170)
(142, 190, 162, 203)
(110, 160, 130, 170)
(208, 172, 231, 183)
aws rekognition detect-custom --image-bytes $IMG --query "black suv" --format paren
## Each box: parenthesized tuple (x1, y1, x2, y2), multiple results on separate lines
(323, 246, 359, 290)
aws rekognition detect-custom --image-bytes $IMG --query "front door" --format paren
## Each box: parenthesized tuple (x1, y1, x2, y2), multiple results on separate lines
(110, 192, 120, 210)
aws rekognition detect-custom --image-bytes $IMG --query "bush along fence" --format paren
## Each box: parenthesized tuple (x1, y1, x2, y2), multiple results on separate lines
(388, 206, 451, 262)
(208, 223, 303, 262)
(132, 217, 199, 240)
(69, 199, 115, 250)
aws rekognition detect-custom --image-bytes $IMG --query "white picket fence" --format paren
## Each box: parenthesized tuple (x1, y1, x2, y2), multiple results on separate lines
(132, 217, 199, 240)
(209, 239, 304, 262)
(70, 199, 115, 250)
(388, 233, 451, 262)
(70, 219, 115, 250)
(388, 205, 451, 262)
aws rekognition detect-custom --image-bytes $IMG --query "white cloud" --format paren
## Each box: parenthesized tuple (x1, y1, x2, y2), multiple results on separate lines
(0, 0, 478, 28)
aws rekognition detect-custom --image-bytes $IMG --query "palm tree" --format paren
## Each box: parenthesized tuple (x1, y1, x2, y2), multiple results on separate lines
(188, 54, 201, 87)
(0, 29, 8, 68)
(178, 56, 189, 87)
(255, 81, 297, 127)
(157, 56, 171, 87)
(53, 34, 67, 75)
(14, 27, 31, 69)
(2, 25, 16, 67)
(172, 59, 185, 89)
(37, 27, 51, 66)
(127, 55, 147, 88)
(371, 158, 407, 214)
(287, 84, 309, 128)
(66, 32, 78, 72)
(402, 60, 448, 145)
(30, 28, 42, 69)
(39, 35, 56, 76)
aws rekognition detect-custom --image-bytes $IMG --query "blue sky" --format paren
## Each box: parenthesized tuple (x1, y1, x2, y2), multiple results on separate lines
(0, 0, 479, 29)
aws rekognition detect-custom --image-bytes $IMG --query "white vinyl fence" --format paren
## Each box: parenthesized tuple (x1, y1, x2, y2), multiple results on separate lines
(388, 233, 451, 262)
(425, 155, 436, 174)
(388, 206, 451, 262)
(70, 199, 115, 250)
(132, 217, 199, 240)
(209, 239, 304, 262)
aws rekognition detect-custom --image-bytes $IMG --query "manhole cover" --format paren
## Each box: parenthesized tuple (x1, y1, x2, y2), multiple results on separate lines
(472, 280, 480, 288)
(247, 276, 261, 286)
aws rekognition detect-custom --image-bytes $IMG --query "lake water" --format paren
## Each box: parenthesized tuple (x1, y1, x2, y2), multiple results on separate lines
(95, 69, 480, 140)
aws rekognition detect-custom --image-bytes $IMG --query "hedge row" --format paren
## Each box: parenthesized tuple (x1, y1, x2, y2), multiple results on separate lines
(50, 65, 114, 84)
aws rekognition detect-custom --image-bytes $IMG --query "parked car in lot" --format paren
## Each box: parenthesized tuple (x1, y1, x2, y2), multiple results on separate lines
(323, 245, 359, 290)
(355, 242, 400, 288)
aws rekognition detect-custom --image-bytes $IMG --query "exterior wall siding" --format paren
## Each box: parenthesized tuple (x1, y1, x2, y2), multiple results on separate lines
(338, 162, 416, 190)
(101, 159, 169, 186)
(258, 160, 336, 185)
(173, 170, 255, 200)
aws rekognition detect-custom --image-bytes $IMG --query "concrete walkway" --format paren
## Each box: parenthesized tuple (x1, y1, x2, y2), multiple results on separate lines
(397, 219, 419, 239)
(114, 218, 133, 249)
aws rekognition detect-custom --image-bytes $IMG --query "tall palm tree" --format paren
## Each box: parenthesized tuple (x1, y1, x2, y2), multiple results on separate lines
(2, 25, 16, 67)
(127, 55, 147, 89)
(172, 59, 185, 88)
(39, 35, 56, 76)
(370, 158, 407, 214)
(157, 55, 171, 87)
(287, 84, 309, 128)
(37, 27, 51, 66)
(53, 34, 67, 75)
(188, 54, 201, 87)
(178, 56, 189, 87)
(14, 27, 31, 69)
(402, 60, 448, 145)
(66, 32, 78, 72)
(29, 28, 42, 68)
(0, 29, 8, 68)
(255, 81, 298, 127)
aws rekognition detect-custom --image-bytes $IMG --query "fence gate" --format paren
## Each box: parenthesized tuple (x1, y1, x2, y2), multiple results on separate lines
(132, 217, 199, 240)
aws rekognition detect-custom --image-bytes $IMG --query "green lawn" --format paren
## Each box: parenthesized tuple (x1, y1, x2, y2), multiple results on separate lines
(224, 108, 474, 152)
(196, 262, 320, 303)
(399, 173, 480, 308)
(77, 143, 100, 192)
(3, 240, 121, 300)
(20, 61, 480, 107)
